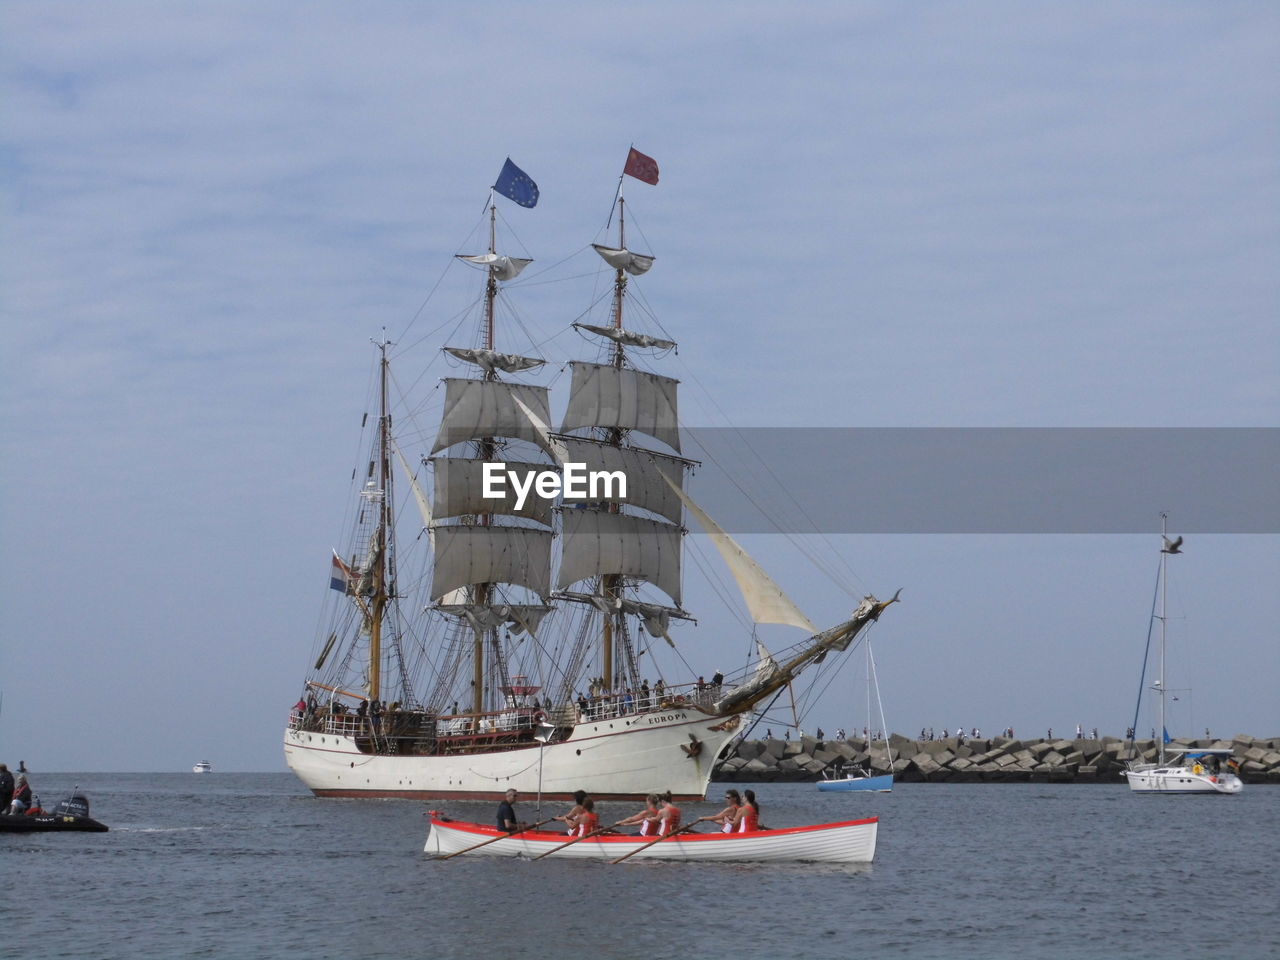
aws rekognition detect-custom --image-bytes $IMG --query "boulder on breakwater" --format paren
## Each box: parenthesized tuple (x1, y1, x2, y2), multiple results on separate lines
(712, 734, 1280, 784)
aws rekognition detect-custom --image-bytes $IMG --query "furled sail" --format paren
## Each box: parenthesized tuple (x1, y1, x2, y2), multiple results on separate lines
(432, 379, 554, 454)
(430, 525, 552, 601)
(443, 347, 546, 375)
(592, 243, 654, 276)
(555, 436, 686, 524)
(560, 362, 681, 453)
(620, 597, 678, 644)
(558, 509, 683, 606)
(751, 636, 781, 684)
(349, 531, 382, 598)
(664, 476, 817, 634)
(437, 603, 554, 637)
(575, 323, 675, 352)
(431, 457, 555, 526)
(456, 253, 533, 281)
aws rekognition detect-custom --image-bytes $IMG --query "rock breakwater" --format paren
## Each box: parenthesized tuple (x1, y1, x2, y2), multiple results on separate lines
(713, 734, 1280, 784)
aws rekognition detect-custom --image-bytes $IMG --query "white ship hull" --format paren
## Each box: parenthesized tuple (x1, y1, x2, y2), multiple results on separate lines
(284, 708, 740, 800)
(1123, 765, 1243, 794)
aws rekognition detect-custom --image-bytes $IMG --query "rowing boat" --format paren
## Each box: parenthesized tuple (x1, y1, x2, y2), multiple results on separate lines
(425, 812, 877, 863)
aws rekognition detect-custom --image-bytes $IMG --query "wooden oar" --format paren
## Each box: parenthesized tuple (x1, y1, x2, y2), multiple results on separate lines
(437, 816, 557, 860)
(531, 819, 628, 861)
(609, 821, 701, 864)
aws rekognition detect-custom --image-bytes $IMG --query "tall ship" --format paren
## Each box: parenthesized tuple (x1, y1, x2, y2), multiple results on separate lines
(284, 153, 898, 800)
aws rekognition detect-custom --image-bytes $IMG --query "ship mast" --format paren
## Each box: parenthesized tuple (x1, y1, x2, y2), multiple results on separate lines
(474, 204, 500, 715)
(600, 196, 629, 692)
(428, 198, 550, 720)
(368, 339, 393, 703)
(557, 186, 684, 694)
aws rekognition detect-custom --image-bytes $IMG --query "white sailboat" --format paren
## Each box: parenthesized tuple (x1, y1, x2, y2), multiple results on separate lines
(283, 155, 899, 800)
(1122, 514, 1243, 795)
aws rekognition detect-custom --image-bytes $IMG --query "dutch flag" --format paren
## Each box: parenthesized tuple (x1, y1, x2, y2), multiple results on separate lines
(330, 551, 354, 593)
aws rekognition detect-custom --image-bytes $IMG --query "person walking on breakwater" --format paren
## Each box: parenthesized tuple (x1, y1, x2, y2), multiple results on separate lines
(732, 789, 761, 833)
(496, 789, 525, 833)
(555, 790, 589, 834)
(618, 794, 662, 836)
(696, 789, 741, 833)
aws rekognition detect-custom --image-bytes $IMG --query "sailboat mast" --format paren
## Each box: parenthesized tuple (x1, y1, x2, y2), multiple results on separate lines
(866, 642, 872, 739)
(1158, 512, 1168, 765)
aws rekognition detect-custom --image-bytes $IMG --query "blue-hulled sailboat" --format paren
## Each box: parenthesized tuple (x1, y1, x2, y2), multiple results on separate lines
(818, 634, 895, 792)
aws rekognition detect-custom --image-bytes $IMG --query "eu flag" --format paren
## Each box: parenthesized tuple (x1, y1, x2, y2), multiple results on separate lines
(493, 158, 539, 208)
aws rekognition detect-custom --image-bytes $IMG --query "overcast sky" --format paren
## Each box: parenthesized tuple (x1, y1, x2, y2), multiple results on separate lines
(2, 2, 1276, 772)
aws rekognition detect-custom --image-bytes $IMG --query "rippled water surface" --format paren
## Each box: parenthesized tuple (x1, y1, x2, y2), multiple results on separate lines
(5, 774, 1277, 959)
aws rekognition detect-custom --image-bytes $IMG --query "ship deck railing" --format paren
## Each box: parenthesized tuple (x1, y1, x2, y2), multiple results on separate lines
(286, 679, 730, 741)
(288, 709, 433, 740)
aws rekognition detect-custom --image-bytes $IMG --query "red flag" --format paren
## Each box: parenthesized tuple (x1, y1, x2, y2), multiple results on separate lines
(623, 147, 659, 185)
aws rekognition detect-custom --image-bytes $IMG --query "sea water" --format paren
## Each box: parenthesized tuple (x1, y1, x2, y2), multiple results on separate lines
(4, 773, 1277, 959)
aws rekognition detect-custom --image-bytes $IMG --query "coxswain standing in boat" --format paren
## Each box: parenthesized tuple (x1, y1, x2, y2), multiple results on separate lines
(695, 789, 742, 833)
(554, 790, 589, 835)
(617, 794, 661, 836)
(496, 789, 526, 833)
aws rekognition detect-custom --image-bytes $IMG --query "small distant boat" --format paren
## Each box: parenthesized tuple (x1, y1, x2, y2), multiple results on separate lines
(0, 791, 108, 833)
(1124, 747, 1243, 795)
(817, 634, 895, 793)
(425, 813, 877, 862)
(819, 770, 894, 792)
(192, 761, 212, 773)
(1122, 515, 1243, 796)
